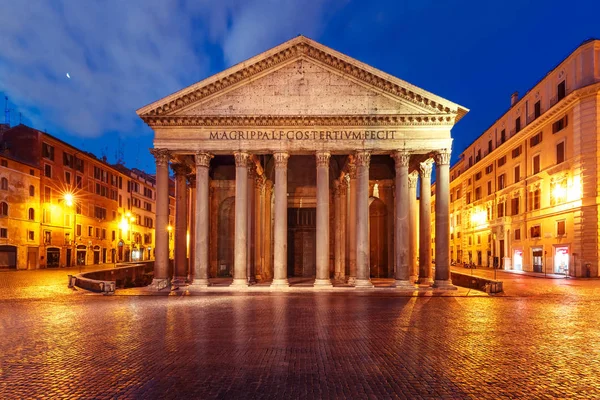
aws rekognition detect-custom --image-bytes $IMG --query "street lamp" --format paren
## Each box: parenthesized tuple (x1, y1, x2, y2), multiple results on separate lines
(119, 211, 136, 262)
(63, 192, 78, 270)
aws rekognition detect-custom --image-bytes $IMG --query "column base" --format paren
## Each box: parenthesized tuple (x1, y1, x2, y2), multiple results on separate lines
(417, 277, 433, 286)
(394, 279, 417, 290)
(230, 278, 249, 289)
(313, 279, 333, 288)
(432, 280, 457, 290)
(354, 279, 374, 288)
(148, 278, 170, 291)
(270, 279, 289, 290)
(347, 276, 357, 286)
(188, 279, 210, 289)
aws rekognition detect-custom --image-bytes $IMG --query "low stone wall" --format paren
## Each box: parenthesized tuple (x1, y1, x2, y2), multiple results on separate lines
(69, 261, 154, 294)
(451, 271, 503, 294)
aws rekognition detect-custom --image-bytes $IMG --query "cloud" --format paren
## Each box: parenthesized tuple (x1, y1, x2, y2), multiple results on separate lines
(0, 0, 341, 139)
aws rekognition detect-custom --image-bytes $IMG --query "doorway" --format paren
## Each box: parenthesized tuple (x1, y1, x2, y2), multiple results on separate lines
(369, 198, 388, 278)
(66, 249, 72, 267)
(287, 208, 316, 278)
(47, 248, 60, 268)
(217, 197, 235, 277)
(499, 240, 505, 268)
(554, 246, 569, 274)
(532, 248, 543, 273)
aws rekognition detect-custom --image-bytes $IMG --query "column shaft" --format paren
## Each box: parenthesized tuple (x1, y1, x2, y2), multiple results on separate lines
(392, 151, 413, 288)
(172, 164, 189, 285)
(188, 177, 196, 282)
(418, 159, 433, 285)
(232, 152, 249, 287)
(408, 172, 418, 281)
(315, 152, 332, 287)
(434, 151, 455, 289)
(149, 149, 170, 290)
(247, 161, 256, 284)
(347, 161, 357, 285)
(333, 181, 342, 280)
(355, 151, 373, 288)
(191, 152, 212, 287)
(340, 180, 347, 280)
(272, 152, 289, 288)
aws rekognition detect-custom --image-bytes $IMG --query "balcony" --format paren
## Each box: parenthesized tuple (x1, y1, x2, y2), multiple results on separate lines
(526, 113, 536, 124)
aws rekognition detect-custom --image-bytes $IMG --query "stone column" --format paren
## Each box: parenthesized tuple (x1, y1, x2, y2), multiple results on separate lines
(355, 151, 373, 288)
(172, 163, 189, 286)
(392, 151, 414, 288)
(264, 180, 274, 280)
(247, 160, 256, 284)
(315, 151, 333, 288)
(333, 180, 342, 281)
(433, 151, 455, 289)
(408, 171, 419, 281)
(190, 152, 212, 288)
(271, 152, 289, 288)
(149, 148, 170, 290)
(232, 152, 249, 288)
(418, 159, 434, 285)
(255, 176, 265, 280)
(187, 175, 196, 282)
(347, 160, 357, 285)
(339, 178, 347, 281)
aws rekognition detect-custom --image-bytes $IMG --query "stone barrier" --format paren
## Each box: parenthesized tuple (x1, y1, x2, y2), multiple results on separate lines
(68, 261, 154, 294)
(451, 271, 503, 294)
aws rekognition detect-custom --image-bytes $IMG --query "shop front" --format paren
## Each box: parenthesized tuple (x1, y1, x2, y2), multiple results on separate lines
(513, 249, 523, 271)
(554, 246, 569, 275)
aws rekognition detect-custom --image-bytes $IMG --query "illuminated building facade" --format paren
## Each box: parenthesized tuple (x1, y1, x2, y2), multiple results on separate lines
(438, 39, 600, 278)
(0, 124, 172, 269)
(137, 36, 468, 289)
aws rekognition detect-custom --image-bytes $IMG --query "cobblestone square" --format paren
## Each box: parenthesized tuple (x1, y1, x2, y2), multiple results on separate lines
(1, 268, 600, 399)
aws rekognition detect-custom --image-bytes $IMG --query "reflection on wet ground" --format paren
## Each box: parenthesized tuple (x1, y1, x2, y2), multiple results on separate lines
(1, 267, 599, 398)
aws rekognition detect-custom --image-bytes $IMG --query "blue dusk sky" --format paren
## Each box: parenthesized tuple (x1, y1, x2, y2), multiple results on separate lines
(1, 0, 599, 174)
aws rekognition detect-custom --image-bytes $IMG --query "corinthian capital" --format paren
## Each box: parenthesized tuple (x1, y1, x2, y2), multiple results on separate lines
(171, 163, 190, 176)
(195, 152, 213, 168)
(315, 151, 331, 167)
(273, 152, 289, 169)
(391, 151, 410, 168)
(150, 148, 171, 167)
(234, 152, 249, 167)
(408, 171, 419, 188)
(419, 159, 434, 179)
(355, 151, 371, 167)
(435, 150, 451, 166)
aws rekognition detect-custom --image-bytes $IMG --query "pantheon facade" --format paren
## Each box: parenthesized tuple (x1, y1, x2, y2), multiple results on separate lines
(137, 36, 468, 290)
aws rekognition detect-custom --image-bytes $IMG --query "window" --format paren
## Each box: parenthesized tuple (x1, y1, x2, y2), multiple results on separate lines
(74, 157, 84, 173)
(497, 202, 505, 218)
(475, 172, 482, 181)
(42, 143, 54, 160)
(530, 132, 543, 147)
(64, 214, 71, 227)
(76, 175, 82, 189)
(44, 231, 51, 244)
(556, 141, 565, 164)
(76, 224, 82, 236)
(44, 164, 52, 178)
(466, 192, 471, 204)
(530, 187, 541, 210)
(456, 188, 461, 199)
(487, 206, 492, 221)
(94, 206, 107, 220)
(112, 230, 116, 241)
(76, 203, 81, 215)
(498, 156, 506, 167)
(43, 209, 51, 224)
(468, 236, 472, 245)
(514, 228, 521, 240)
(468, 156, 473, 167)
(88, 226, 93, 236)
(487, 181, 492, 196)
(477, 235, 481, 245)
(456, 214, 461, 225)
(144, 202, 152, 212)
(95, 227, 100, 239)
(530, 225, 541, 238)
(515, 117, 521, 133)
(475, 187, 481, 201)
(30, 169, 34, 176)
(0, 202, 7, 216)
(514, 165, 520, 183)
(102, 229, 106, 240)
(532, 155, 540, 174)
(552, 115, 568, 133)
(488, 140, 493, 154)
(0, 160, 6, 167)
(476, 149, 481, 163)
(500, 129, 506, 144)
(28, 231, 34, 241)
(557, 80, 566, 101)
(63, 152, 74, 168)
(511, 197, 519, 216)
(486, 164, 493, 174)
(498, 174, 506, 190)
(0, 228, 7, 238)
(143, 187, 153, 199)
(534, 100, 541, 119)
(44, 186, 51, 203)
(65, 171, 71, 185)
(557, 220, 566, 236)
(28, 208, 34, 220)
(512, 146, 522, 158)
(29, 185, 35, 197)
(0, 177, 7, 190)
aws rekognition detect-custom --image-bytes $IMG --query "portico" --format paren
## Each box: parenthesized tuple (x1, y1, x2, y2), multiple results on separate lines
(138, 36, 467, 291)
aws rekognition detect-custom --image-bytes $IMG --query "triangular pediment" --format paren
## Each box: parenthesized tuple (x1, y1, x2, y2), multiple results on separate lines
(137, 36, 468, 125)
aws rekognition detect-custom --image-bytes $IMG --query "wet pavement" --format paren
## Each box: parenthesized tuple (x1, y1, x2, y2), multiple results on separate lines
(1, 267, 600, 399)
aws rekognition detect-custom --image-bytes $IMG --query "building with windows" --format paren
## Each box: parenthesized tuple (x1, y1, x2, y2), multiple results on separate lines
(438, 38, 600, 278)
(0, 154, 41, 269)
(0, 124, 172, 269)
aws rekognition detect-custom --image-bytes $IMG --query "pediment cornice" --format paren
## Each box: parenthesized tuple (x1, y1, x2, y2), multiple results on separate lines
(137, 36, 468, 123)
(143, 114, 456, 128)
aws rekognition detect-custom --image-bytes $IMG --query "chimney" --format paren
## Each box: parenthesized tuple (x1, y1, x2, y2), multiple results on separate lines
(511, 91, 519, 107)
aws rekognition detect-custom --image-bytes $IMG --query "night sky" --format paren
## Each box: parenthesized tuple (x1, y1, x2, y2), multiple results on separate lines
(1, 0, 599, 174)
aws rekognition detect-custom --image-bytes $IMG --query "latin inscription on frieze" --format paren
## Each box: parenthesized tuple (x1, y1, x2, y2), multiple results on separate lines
(209, 130, 397, 141)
